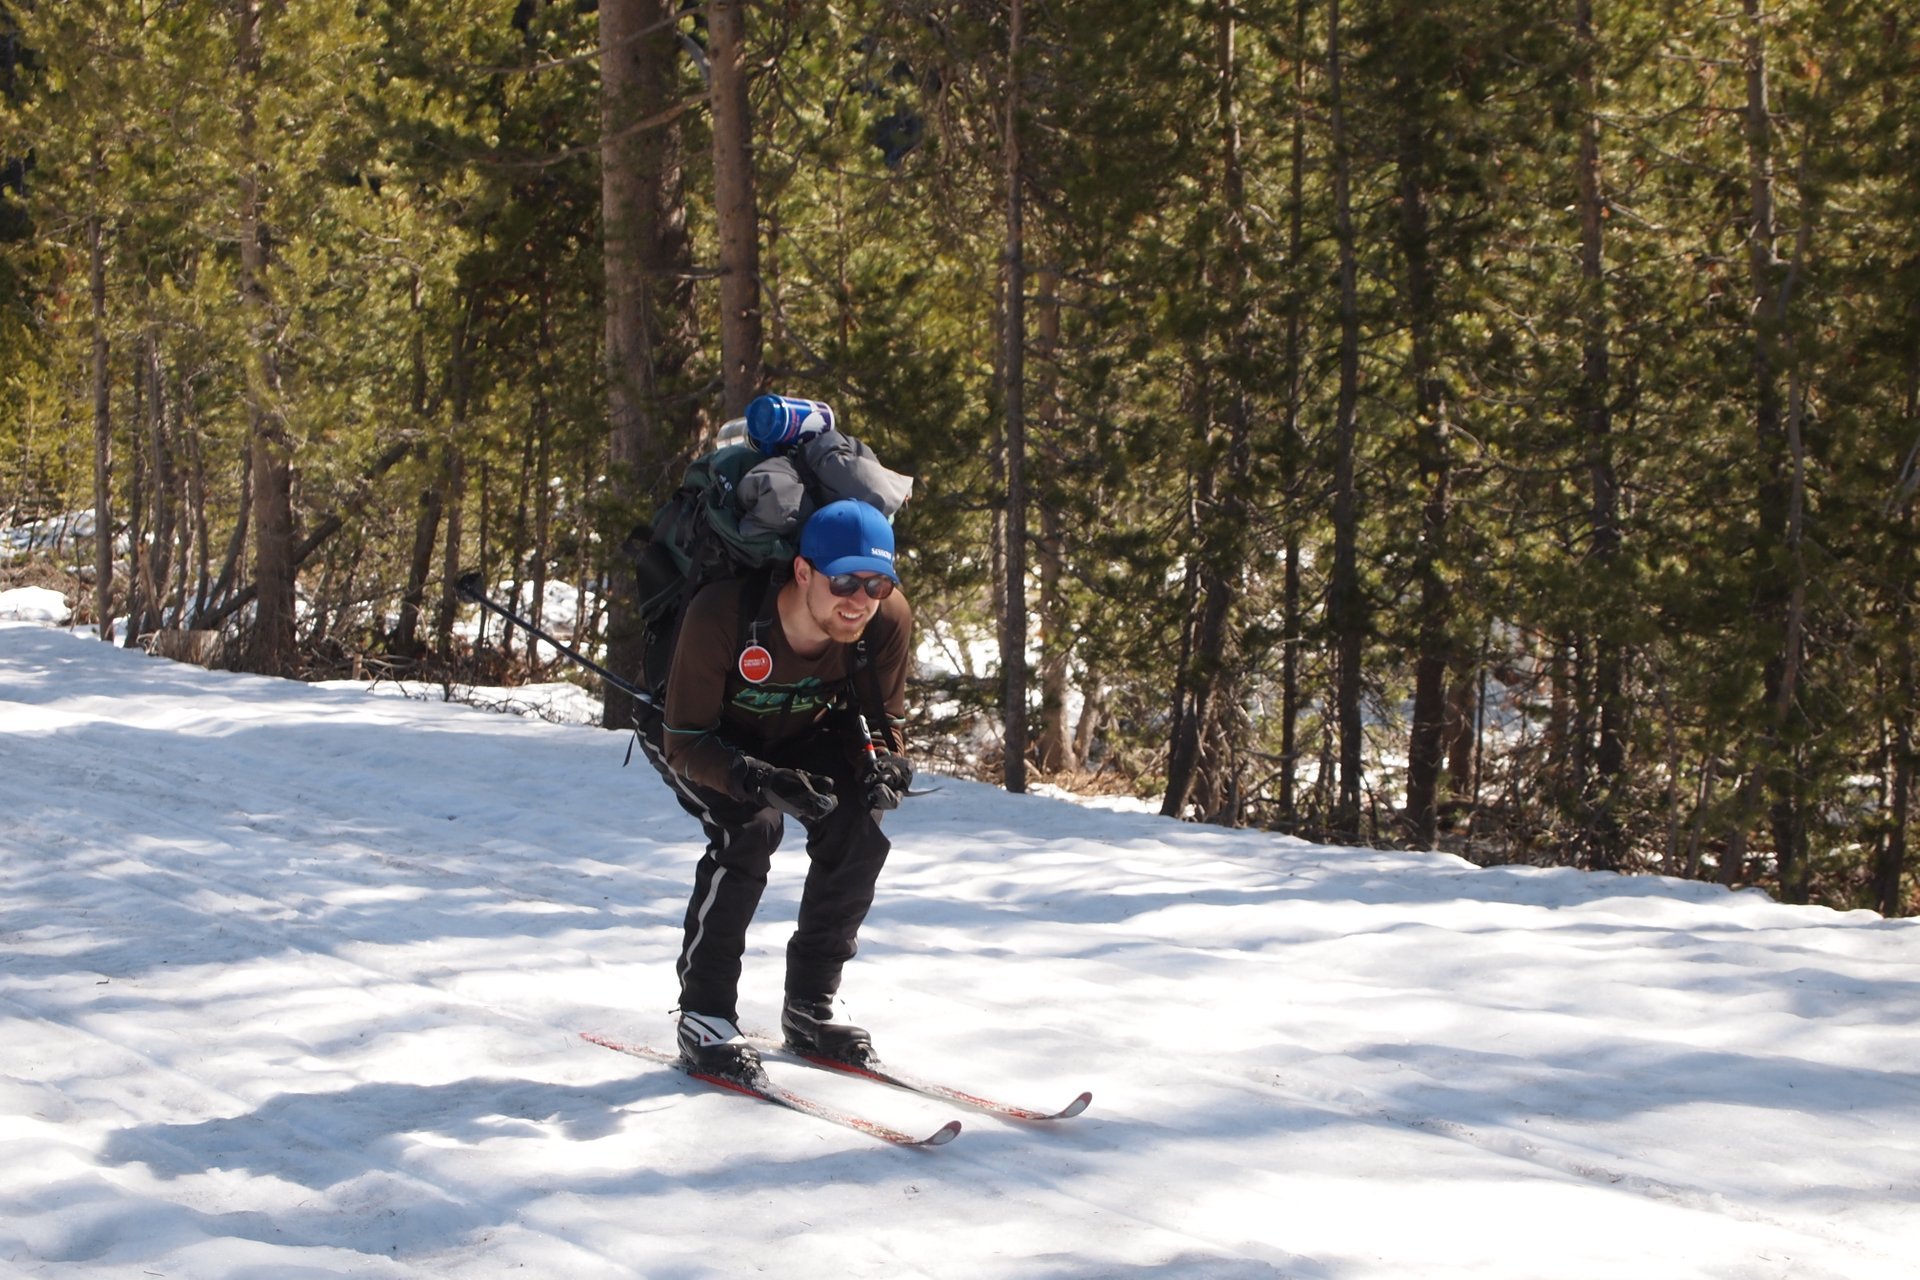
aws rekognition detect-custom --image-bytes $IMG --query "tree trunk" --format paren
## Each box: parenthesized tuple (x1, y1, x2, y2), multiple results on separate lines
(1397, 94, 1452, 850)
(999, 0, 1029, 794)
(396, 471, 442, 655)
(1743, 0, 1812, 901)
(201, 448, 249, 627)
(1722, 767, 1764, 887)
(531, 323, 554, 654)
(1683, 753, 1719, 881)
(166, 361, 195, 630)
(1882, 347, 1920, 915)
(1879, 638, 1912, 917)
(1276, 0, 1311, 824)
(1034, 496, 1072, 775)
(194, 436, 413, 636)
(1163, 457, 1207, 819)
(140, 331, 177, 639)
(1445, 661, 1480, 804)
(435, 449, 466, 664)
(236, 0, 297, 677)
(126, 340, 147, 646)
(1166, 6, 1254, 826)
(1073, 679, 1103, 770)
(709, 0, 762, 416)
(599, 0, 695, 729)
(183, 379, 212, 621)
(1032, 264, 1074, 775)
(435, 312, 473, 664)
(1577, 0, 1629, 870)
(395, 278, 440, 657)
(89, 212, 113, 641)
(504, 422, 536, 661)
(1326, 0, 1366, 839)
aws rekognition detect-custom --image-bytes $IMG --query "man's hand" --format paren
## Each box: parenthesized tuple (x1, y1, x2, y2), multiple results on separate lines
(763, 767, 840, 821)
(731, 756, 839, 821)
(864, 751, 914, 811)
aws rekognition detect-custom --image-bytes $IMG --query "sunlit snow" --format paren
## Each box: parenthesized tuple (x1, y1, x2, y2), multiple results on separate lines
(3, 620, 1917, 1279)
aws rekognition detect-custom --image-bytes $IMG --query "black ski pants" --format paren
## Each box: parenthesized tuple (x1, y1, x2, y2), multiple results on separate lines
(641, 714, 891, 1023)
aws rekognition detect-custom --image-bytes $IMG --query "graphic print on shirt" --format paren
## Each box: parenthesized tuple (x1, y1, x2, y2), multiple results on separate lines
(729, 675, 837, 719)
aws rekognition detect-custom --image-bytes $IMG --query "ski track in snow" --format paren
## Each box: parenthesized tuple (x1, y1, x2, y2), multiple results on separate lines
(4, 621, 1919, 1278)
(12, 737, 1314, 1272)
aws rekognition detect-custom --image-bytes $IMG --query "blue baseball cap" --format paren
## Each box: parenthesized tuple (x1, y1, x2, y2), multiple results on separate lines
(801, 499, 899, 582)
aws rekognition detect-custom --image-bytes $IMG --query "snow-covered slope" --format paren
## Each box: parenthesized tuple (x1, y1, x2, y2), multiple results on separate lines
(3, 620, 1916, 1278)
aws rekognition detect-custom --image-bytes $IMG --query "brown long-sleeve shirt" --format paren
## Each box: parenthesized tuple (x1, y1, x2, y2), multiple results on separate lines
(660, 577, 912, 795)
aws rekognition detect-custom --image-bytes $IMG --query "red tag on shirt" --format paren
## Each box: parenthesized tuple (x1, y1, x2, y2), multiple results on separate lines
(737, 644, 774, 683)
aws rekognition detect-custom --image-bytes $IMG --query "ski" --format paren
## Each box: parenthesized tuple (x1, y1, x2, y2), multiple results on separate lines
(582, 1032, 963, 1148)
(755, 1039, 1092, 1122)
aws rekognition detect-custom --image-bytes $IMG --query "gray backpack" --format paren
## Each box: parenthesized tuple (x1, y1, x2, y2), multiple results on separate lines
(626, 429, 911, 696)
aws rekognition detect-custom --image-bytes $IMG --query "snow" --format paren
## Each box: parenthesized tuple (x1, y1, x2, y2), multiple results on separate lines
(0, 588, 71, 625)
(3, 618, 1917, 1280)
(0, 511, 95, 560)
(343, 676, 605, 728)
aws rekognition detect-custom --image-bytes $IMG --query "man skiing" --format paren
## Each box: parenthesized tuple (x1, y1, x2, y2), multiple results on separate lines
(642, 498, 914, 1084)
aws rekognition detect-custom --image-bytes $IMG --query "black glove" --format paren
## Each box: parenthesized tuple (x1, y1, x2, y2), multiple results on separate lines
(731, 756, 839, 822)
(864, 751, 914, 811)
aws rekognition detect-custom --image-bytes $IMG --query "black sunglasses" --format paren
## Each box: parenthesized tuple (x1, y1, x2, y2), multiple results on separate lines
(811, 565, 896, 599)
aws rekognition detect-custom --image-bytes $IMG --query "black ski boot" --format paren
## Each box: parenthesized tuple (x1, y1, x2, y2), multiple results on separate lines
(781, 995, 877, 1067)
(677, 1012, 766, 1085)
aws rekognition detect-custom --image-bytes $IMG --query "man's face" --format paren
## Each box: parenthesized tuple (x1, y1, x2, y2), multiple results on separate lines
(803, 565, 886, 644)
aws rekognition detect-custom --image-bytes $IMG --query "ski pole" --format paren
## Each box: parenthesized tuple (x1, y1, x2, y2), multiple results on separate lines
(454, 569, 655, 706)
(853, 710, 941, 798)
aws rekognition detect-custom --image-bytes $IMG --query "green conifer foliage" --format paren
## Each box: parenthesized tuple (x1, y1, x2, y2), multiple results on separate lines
(1, 0, 1914, 909)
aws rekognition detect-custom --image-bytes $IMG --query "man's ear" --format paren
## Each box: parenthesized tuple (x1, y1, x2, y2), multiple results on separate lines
(791, 555, 813, 587)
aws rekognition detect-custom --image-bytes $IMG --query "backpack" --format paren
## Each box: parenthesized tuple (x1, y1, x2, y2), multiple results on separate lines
(625, 427, 911, 701)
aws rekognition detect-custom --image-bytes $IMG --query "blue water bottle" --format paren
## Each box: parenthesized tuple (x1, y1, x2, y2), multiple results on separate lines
(745, 395, 835, 455)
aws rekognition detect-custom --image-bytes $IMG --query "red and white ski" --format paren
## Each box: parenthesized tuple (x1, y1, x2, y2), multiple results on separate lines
(583, 1032, 962, 1148)
(756, 1039, 1092, 1122)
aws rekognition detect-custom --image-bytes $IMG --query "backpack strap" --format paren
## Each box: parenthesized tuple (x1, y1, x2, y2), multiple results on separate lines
(730, 569, 781, 686)
(746, 566, 791, 646)
(845, 636, 897, 752)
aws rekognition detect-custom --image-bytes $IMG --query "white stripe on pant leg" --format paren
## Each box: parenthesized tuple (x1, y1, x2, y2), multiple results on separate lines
(647, 733, 736, 997)
(677, 864, 729, 995)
